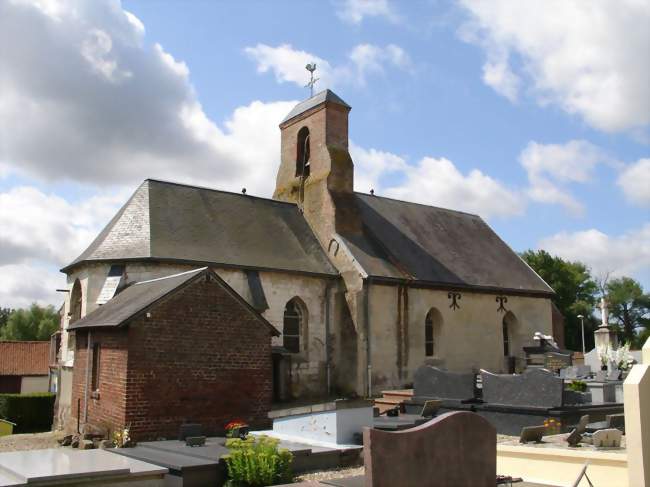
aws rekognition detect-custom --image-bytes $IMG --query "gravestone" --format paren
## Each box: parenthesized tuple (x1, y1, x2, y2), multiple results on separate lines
(363, 411, 496, 487)
(544, 352, 572, 371)
(576, 415, 590, 434)
(481, 368, 564, 408)
(519, 425, 545, 443)
(413, 366, 475, 401)
(560, 365, 591, 379)
(594, 370, 607, 382)
(178, 423, 203, 441)
(592, 428, 622, 448)
(566, 429, 581, 447)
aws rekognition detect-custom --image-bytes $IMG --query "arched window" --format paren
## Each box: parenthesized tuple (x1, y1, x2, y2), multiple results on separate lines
(283, 298, 307, 354)
(425, 308, 442, 357)
(296, 127, 310, 178)
(70, 279, 82, 324)
(502, 320, 510, 356)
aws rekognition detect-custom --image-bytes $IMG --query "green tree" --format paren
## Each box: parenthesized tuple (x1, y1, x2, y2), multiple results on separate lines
(0, 304, 59, 341)
(0, 307, 13, 335)
(520, 250, 599, 350)
(606, 277, 650, 347)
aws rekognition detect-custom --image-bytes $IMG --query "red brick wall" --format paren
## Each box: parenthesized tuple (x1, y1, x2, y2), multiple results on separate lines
(124, 276, 273, 440)
(71, 329, 128, 435)
(72, 276, 273, 441)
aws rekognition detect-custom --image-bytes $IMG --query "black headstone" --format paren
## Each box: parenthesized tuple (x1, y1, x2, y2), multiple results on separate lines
(413, 366, 475, 401)
(481, 368, 564, 408)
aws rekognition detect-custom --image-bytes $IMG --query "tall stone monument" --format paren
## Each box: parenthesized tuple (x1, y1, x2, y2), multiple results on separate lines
(594, 296, 618, 352)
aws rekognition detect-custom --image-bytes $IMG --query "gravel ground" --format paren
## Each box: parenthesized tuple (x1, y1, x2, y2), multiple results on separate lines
(0, 431, 64, 452)
(297, 466, 364, 482)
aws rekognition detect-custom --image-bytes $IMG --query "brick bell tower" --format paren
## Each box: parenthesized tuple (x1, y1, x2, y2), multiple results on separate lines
(274, 89, 359, 245)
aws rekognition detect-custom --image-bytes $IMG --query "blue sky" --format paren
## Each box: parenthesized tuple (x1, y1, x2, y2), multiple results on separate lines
(0, 0, 648, 307)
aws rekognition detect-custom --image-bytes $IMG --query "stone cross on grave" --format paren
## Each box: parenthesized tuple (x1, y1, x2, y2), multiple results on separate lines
(305, 63, 319, 97)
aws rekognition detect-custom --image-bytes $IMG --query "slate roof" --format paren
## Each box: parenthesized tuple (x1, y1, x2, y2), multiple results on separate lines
(68, 268, 279, 335)
(280, 89, 350, 125)
(63, 179, 337, 277)
(0, 342, 50, 376)
(336, 193, 553, 295)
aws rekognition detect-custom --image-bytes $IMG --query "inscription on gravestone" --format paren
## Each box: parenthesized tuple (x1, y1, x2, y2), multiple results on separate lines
(544, 352, 572, 371)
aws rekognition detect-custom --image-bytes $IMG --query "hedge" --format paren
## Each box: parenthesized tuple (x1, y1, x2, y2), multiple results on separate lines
(0, 393, 55, 433)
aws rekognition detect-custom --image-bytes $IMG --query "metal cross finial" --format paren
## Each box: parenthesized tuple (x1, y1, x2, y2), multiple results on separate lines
(305, 63, 319, 97)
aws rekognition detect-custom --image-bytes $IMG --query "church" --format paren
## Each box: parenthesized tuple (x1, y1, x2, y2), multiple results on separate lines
(53, 90, 559, 436)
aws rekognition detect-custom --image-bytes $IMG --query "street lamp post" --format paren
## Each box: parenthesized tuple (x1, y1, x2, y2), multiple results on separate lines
(577, 314, 585, 355)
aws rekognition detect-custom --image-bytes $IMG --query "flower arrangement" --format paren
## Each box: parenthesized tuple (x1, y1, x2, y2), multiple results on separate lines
(608, 342, 635, 371)
(596, 343, 609, 369)
(113, 425, 131, 448)
(543, 418, 561, 435)
(225, 420, 250, 439)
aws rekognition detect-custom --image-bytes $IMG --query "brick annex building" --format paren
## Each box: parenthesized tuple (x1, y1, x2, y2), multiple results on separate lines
(54, 90, 561, 439)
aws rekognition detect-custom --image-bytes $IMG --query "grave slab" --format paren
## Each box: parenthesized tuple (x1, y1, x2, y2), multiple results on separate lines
(0, 448, 166, 485)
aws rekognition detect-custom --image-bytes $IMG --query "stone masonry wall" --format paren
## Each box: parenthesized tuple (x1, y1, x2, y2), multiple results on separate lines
(369, 284, 553, 392)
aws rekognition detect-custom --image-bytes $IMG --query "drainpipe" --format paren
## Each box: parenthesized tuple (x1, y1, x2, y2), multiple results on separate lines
(84, 330, 92, 424)
(325, 281, 332, 397)
(365, 279, 372, 398)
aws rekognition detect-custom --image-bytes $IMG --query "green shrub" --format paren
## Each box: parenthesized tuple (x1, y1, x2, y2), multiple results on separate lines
(568, 380, 587, 392)
(223, 435, 293, 487)
(0, 393, 55, 433)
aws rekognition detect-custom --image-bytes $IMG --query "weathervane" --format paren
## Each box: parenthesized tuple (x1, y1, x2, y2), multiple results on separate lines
(305, 63, 319, 97)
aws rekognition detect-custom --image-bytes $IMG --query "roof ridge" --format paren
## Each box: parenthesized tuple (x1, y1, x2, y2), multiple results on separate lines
(135, 267, 207, 286)
(145, 178, 298, 207)
(354, 191, 481, 218)
(0, 341, 50, 344)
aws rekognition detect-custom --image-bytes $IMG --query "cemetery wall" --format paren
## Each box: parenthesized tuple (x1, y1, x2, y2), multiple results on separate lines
(368, 284, 553, 391)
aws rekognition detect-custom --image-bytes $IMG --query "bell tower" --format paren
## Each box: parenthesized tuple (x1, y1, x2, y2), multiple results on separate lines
(274, 90, 357, 244)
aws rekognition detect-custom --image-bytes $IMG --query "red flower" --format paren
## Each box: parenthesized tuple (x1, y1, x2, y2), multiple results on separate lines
(225, 420, 248, 431)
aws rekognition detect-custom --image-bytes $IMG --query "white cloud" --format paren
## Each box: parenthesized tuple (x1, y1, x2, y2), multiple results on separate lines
(244, 44, 336, 88)
(350, 142, 408, 193)
(383, 156, 525, 219)
(539, 224, 650, 284)
(0, 185, 131, 308)
(0, 186, 126, 267)
(519, 140, 609, 215)
(482, 57, 520, 103)
(458, 0, 650, 133)
(0, 0, 295, 195)
(245, 42, 411, 89)
(0, 264, 64, 309)
(335, 0, 399, 24)
(617, 158, 650, 207)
